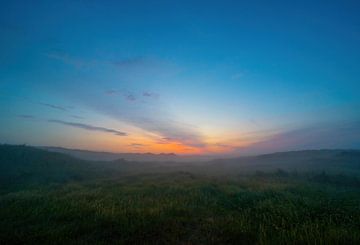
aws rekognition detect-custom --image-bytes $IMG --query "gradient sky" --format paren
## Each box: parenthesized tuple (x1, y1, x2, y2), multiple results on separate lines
(1, 0, 360, 155)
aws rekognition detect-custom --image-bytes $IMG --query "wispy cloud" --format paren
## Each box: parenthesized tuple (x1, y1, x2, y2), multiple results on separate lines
(105, 90, 159, 102)
(70, 115, 84, 119)
(105, 89, 118, 96)
(105, 90, 137, 102)
(0, 94, 73, 113)
(158, 133, 206, 148)
(213, 143, 235, 148)
(43, 51, 201, 148)
(47, 119, 127, 136)
(123, 93, 136, 102)
(106, 110, 205, 148)
(45, 51, 89, 68)
(143, 91, 159, 99)
(129, 143, 148, 148)
(17, 114, 35, 119)
(39, 102, 68, 111)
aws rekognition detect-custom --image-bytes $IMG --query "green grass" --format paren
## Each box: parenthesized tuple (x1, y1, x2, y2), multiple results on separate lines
(1, 173, 360, 244)
(1, 145, 360, 244)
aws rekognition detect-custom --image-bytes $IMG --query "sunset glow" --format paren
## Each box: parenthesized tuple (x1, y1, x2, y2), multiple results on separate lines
(1, 1, 359, 155)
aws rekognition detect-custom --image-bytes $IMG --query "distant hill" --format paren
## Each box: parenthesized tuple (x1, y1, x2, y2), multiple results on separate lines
(0, 145, 192, 192)
(0, 145, 126, 192)
(40, 146, 215, 162)
(203, 150, 360, 175)
(38, 146, 360, 176)
(2, 145, 360, 193)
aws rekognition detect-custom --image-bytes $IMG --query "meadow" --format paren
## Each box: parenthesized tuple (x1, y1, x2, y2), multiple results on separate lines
(1, 145, 360, 244)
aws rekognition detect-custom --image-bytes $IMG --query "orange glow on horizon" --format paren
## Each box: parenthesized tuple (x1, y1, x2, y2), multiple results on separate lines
(54, 126, 270, 155)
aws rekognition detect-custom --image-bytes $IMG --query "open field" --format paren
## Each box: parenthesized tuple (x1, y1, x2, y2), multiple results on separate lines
(1, 145, 360, 244)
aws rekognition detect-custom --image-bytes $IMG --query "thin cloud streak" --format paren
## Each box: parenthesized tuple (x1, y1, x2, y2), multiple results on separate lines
(47, 119, 127, 136)
(70, 115, 84, 119)
(17, 114, 35, 119)
(44, 51, 89, 68)
(104, 90, 137, 102)
(129, 143, 148, 148)
(105, 89, 118, 96)
(143, 91, 159, 99)
(124, 93, 136, 102)
(39, 102, 68, 111)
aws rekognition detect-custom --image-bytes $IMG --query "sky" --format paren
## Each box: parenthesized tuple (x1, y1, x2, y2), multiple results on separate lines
(0, 0, 360, 155)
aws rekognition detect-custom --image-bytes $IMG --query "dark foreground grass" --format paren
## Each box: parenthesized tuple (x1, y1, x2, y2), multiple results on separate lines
(1, 173, 360, 245)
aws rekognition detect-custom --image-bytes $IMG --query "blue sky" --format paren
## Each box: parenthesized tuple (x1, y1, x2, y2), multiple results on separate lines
(1, 0, 360, 154)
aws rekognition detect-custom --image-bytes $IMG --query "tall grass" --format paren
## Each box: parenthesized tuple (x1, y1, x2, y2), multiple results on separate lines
(1, 173, 359, 244)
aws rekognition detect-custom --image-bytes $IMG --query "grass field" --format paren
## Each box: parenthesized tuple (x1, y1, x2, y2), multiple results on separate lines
(1, 145, 360, 244)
